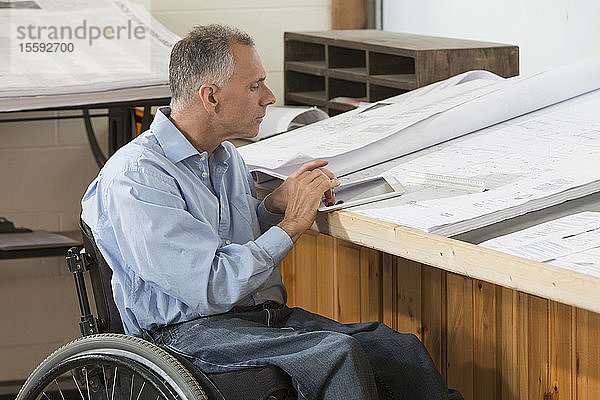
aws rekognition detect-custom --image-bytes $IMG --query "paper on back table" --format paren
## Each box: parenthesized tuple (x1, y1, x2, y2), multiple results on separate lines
(0, 0, 179, 98)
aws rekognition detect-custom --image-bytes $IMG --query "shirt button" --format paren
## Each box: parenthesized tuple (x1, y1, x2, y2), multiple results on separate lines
(200, 155, 206, 161)
(256, 291, 261, 298)
(201, 172, 207, 178)
(225, 240, 231, 245)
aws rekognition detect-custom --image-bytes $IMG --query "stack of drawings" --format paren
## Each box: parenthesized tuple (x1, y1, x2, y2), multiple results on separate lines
(240, 58, 600, 236)
(0, 0, 178, 111)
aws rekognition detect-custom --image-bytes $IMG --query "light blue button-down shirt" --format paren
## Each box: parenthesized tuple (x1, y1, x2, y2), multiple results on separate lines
(81, 107, 292, 336)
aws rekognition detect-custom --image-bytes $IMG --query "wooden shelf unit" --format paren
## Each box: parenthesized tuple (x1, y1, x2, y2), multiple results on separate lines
(284, 30, 519, 115)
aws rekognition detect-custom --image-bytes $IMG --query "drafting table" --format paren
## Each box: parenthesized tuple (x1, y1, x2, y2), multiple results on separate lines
(315, 190, 600, 314)
(0, 86, 171, 166)
(269, 184, 600, 399)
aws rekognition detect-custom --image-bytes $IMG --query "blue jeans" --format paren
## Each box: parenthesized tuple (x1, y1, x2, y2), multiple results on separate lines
(147, 303, 449, 400)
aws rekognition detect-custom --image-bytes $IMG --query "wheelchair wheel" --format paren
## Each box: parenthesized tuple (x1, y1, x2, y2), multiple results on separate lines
(17, 333, 208, 400)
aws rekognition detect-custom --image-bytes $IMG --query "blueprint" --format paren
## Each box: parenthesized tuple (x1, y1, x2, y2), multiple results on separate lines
(479, 212, 600, 278)
(240, 57, 600, 182)
(355, 89, 600, 236)
(240, 57, 600, 237)
(241, 75, 506, 179)
(0, 0, 178, 100)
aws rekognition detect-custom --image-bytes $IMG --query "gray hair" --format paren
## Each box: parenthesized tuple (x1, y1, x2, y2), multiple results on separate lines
(169, 24, 255, 112)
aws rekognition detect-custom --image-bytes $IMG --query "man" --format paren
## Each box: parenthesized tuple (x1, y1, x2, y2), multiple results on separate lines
(82, 24, 455, 399)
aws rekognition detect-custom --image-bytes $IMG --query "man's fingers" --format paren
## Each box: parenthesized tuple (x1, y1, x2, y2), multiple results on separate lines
(288, 160, 329, 179)
(305, 171, 339, 207)
(298, 168, 327, 184)
(317, 167, 336, 180)
(293, 168, 339, 207)
(304, 169, 339, 188)
(317, 169, 339, 206)
(320, 177, 339, 206)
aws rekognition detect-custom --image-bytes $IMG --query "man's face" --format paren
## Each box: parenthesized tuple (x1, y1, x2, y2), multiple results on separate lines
(214, 43, 276, 139)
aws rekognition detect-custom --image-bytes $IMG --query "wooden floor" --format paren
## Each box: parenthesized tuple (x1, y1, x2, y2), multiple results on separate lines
(280, 231, 600, 400)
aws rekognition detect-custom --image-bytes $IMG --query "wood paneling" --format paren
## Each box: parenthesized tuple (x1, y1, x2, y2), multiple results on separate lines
(360, 247, 381, 322)
(336, 241, 362, 323)
(280, 231, 600, 400)
(294, 231, 318, 310)
(549, 302, 573, 400)
(576, 309, 600, 399)
(500, 288, 519, 400)
(316, 233, 336, 319)
(395, 258, 422, 338)
(422, 265, 445, 375)
(331, 0, 369, 30)
(382, 253, 397, 329)
(527, 296, 549, 400)
(447, 273, 474, 399)
(278, 243, 296, 306)
(473, 280, 497, 399)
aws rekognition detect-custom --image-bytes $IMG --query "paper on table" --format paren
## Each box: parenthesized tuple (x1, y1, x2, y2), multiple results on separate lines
(0, 0, 178, 103)
(0, 84, 171, 112)
(240, 57, 600, 183)
(549, 247, 600, 278)
(241, 75, 506, 179)
(250, 106, 328, 142)
(354, 89, 600, 236)
(385, 69, 504, 105)
(479, 212, 600, 262)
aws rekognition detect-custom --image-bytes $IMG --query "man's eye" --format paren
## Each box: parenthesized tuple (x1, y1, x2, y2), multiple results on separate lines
(250, 85, 259, 91)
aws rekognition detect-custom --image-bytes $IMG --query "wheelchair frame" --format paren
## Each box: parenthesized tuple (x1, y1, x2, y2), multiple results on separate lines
(15, 220, 296, 400)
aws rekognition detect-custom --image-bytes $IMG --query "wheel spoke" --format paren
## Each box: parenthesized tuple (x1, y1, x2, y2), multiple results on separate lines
(42, 392, 51, 400)
(84, 368, 91, 400)
(71, 371, 85, 400)
(102, 365, 109, 400)
(135, 381, 145, 400)
(111, 367, 117, 400)
(54, 379, 66, 400)
(129, 373, 134, 400)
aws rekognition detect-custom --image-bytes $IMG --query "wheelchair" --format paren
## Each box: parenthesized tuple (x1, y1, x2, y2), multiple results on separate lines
(16, 220, 297, 400)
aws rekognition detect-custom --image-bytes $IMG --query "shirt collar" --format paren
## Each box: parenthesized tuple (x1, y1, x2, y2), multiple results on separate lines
(151, 107, 199, 163)
(150, 107, 231, 164)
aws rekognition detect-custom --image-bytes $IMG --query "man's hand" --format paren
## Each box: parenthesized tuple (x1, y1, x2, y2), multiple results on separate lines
(265, 160, 337, 214)
(274, 160, 339, 242)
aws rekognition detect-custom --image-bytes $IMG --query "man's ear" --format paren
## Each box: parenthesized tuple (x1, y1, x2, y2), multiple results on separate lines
(198, 83, 219, 113)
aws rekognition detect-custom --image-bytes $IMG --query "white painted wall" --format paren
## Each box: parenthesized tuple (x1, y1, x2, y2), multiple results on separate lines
(383, 0, 600, 75)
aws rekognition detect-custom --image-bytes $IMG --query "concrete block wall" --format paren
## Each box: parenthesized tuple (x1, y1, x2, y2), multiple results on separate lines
(0, 0, 330, 386)
(0, 110, 108, 384)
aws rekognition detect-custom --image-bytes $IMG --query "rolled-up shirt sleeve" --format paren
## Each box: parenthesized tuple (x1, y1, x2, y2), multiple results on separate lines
(246, 172, 285, 232)
(102, 167, 291, 316)
(257, 194, 286, 231)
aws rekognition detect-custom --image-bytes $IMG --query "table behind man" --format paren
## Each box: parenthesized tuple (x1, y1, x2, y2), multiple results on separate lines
(81, 24, 457, 400)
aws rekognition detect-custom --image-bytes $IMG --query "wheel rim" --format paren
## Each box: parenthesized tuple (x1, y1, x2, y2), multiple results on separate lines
(24, 353, 185, 400)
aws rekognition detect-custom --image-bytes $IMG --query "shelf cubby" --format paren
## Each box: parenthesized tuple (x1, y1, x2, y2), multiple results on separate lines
(369, 84, 407, 102)
(285, 70, 326, 106)
(328, 78, 366, 102)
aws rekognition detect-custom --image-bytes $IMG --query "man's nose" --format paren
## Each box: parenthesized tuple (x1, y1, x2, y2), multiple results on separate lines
(261, 84, 276, 106)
